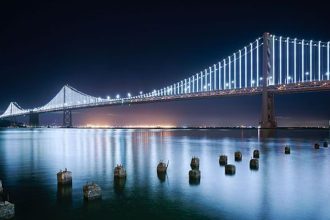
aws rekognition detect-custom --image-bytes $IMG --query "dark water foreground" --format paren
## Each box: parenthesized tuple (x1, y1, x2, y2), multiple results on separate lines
(0, 128, 329, 220)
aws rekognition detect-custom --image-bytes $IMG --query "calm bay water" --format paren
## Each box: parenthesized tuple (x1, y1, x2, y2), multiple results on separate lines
(0, 128, 329, 220)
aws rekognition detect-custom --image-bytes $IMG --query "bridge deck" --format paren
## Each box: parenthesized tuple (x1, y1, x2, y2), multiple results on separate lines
(1, 80, 330, 119)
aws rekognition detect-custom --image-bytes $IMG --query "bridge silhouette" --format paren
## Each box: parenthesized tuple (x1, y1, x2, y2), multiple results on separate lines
(1, 33, 330, 128)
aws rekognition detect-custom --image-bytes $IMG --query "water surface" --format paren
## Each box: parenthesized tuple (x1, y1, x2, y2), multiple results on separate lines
(0, 128, 329, 220)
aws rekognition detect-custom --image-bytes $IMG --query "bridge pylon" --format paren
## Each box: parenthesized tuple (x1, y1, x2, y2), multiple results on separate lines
(260, 32, 277, 128)
(63, 110, 72, 128)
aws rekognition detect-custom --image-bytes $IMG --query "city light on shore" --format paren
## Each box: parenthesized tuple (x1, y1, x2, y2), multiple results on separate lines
(83, 124, 176, 129)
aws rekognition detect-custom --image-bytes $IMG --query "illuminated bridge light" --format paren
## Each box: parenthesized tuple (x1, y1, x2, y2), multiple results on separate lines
(196, 73, 199, 92)
(256, 39, 259, 87)
(219, 62, 222, 90)
(244, 46, 247, 88)
(318, 41, 321, 81)
(250, 43, 253, 87)
(224, 59, 226, 90)
(286, 37, 289, 85)
(239, 50, 242, 88)
(234, 53, 236, 89)
(213, 64, 217, 91)
(272, 35, 275, 85)
(294, 38, 297, 83)
(310, 40, 313, 82)
(209, 67, 212, 91)
(204, 69, 208, 91)
(279, 36, 282, 84)
(302, 39, 305, 82)
(228, 56, 231, 89)
(328, 41, 330, 80)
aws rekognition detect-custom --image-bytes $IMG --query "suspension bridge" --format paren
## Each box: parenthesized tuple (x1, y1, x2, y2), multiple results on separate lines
(1, 33, 330, 128)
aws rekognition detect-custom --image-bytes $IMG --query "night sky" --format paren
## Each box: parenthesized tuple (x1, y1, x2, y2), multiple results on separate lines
(0, 1, 329, 127)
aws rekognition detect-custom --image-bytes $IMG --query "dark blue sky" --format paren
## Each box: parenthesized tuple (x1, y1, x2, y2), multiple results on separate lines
(0, 1, 329, 126)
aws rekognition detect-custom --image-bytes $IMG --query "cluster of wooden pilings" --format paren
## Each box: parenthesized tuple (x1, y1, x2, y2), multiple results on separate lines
(56, 165, 127, 201)
(284, 140, 328, 154)
(54, 139, 330, 201)
(0, 180, 15, 219)
(313, 141, 328, 149)
(181, 139, 329, 182)
(55, 140, 329, 197)
(218, 149, 260, 176)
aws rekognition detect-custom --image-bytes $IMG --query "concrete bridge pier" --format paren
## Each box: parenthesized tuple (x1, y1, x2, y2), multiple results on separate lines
(260, 32, 277, 128)
(63, 110, 72, 128)
(29, 112, 39, 127)
(260, 91, 277, 128)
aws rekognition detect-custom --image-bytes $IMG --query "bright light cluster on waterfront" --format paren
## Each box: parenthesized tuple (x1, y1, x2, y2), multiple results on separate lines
(82, 124, 176, 129)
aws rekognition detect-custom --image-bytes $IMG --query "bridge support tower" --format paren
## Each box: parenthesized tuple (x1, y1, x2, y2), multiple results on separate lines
(63, 110, 72, 128)
(260, 32, 277, 128)
(29, 112, 40, 127)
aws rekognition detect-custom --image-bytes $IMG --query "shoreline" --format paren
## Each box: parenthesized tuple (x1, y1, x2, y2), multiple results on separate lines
(1, 126, 329, 130)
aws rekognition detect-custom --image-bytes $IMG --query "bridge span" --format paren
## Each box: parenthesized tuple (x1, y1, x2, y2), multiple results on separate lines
(1, 33, 330, 127)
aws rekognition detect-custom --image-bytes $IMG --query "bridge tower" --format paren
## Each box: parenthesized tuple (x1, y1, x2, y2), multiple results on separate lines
(62, 86, 72, 127)
(63, 110, 72, 128)
(29, 112, 40, 127)
(260, 32, 277, 128)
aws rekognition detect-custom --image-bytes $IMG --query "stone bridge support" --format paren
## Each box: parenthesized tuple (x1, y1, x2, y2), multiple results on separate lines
(260, 32, 277, 128)
(63, 110, 72, 128)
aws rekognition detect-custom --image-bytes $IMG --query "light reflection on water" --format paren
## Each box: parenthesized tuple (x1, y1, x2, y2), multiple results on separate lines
(0, 128, 329, 220)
